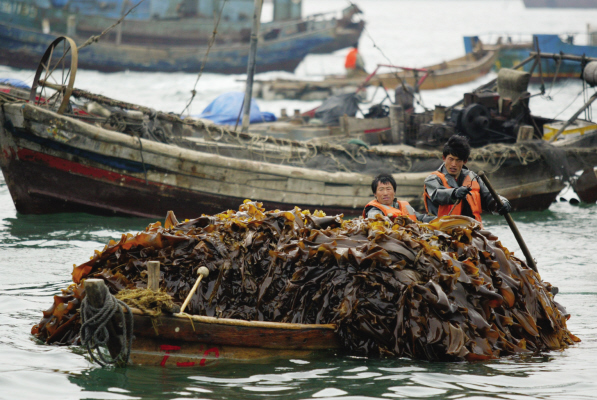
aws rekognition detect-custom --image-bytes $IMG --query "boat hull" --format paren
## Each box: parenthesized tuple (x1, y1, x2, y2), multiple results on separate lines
(0, 103, 418, 219)
(0, 103, 568, 218)
(0, 22, 332, 74)
(126, 311, 339, 366)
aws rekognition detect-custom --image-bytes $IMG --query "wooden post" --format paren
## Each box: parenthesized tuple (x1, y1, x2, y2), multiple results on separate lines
(432, 105, 446, 124)
(241, 0, 264, 133)
(84, 279, 125, 359)
(516, 125, 535, 142)
(147, 261, 160, 291)
(389, 105, 404, 144)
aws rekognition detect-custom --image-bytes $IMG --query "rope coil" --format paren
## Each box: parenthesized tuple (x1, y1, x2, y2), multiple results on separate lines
(80, 283, 134, 367)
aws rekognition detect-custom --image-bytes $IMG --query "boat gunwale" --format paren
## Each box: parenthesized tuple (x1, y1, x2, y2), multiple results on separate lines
(6, 102, 431, 185)
(127, 307, 337, 331)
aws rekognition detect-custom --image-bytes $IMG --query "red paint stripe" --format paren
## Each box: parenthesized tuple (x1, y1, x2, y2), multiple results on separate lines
(16, 147, 154, 187)
(176, 362, 196, 367)
(364, 128, 391, 134)
(160, 345, 181, 351)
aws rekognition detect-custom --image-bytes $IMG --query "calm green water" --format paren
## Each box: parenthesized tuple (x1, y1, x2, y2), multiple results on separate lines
(1, 171, 596, 400)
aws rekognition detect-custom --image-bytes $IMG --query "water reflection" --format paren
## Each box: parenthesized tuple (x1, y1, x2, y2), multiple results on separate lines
(67, 354, 572, 400)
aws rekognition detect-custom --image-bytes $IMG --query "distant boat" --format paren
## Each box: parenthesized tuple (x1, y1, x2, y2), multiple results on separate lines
(254, 37, 499, 101)
(0, 0, 364, 73)
(478, 34, 596, 81)
(523, 0, 597, 8)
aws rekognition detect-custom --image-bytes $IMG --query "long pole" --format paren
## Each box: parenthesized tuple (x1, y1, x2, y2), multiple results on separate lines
(548, 92, 597, 143)
(241, 0, 264, 133)
(478, 171, 538, 273)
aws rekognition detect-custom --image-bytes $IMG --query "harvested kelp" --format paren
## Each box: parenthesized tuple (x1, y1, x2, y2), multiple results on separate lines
(32, 200, 579, 361)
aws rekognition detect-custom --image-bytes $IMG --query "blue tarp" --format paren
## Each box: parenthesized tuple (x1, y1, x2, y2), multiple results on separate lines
(0, 78, 30, 90)
(197, 92, 276, 125)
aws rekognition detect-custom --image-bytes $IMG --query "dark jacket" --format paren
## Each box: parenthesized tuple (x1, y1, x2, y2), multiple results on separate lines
(424, 164, 501, 219)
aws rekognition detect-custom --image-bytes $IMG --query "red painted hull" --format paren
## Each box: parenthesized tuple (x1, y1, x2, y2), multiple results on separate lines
(1, 141, 358, 220)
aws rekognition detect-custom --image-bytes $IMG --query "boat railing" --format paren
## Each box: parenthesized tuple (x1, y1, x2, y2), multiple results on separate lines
(260, 15, 336, 40)
(475, 31, 593, 47)
(357, 64, 430, 93)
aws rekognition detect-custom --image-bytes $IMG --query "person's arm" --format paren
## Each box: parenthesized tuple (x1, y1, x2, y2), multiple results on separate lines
(365, 206, 384, 219)
(424, 175, 457, 205)
(405, 204, 435, 223)
(478, 179, 512, 215)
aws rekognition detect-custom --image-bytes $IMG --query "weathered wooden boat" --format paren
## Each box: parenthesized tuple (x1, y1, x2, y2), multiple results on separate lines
(254, 37, 499, 101)
(81, 278, 339, 366)
(85, 285, 340, 366)
(0, 0, 363, 73)
(0, 84, 577, 217)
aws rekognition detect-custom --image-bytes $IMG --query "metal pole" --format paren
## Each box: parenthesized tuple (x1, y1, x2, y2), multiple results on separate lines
(241, 0, 264, 133)
(548, 92, 597, 143)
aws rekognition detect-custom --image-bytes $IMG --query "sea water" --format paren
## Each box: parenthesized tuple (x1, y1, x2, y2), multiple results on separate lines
(1, 1, 597, 399)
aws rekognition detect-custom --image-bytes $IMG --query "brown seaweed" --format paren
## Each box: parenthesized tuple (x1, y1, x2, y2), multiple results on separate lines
(31, 201, 579, 361)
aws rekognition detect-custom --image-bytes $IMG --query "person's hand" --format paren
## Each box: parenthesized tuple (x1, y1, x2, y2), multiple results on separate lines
(453, 186, 472, 200)
(498, 198, 512, 215)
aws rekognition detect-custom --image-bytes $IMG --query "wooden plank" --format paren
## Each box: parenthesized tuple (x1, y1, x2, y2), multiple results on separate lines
(132, 312, 339, 350)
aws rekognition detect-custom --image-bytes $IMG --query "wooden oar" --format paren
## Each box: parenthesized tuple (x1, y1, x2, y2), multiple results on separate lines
(478, 171, 538, 273)
(180, 266, 210, 314)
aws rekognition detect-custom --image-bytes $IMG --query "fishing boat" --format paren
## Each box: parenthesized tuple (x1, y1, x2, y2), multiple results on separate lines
(485, 34, 597, 82)
(0, 0, 363, 73)
(254, 36, 499, 101)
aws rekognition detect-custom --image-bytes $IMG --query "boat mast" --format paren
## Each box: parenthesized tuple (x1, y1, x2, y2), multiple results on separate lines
(241, 0, 264, 133)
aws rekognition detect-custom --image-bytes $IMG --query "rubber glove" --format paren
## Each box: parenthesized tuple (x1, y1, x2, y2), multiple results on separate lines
(453, 186, 472, 200)
(498, 197, 512, 215)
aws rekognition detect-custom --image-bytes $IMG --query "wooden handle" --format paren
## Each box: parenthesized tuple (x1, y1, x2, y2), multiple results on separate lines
(179, 266, 210, 314)
(478, 171, 538, 273)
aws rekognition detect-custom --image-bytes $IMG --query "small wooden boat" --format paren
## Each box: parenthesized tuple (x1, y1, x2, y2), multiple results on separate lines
(254, 37, 499, 101)
(122, 307, 339, 366)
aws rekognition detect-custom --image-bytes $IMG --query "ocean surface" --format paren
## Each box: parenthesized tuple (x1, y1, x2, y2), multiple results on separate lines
(1, 1, 597, 399)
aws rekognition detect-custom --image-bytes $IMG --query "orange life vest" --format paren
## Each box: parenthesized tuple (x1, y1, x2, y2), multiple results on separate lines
(363, 199, 417, 221)
(345, 48, 358, 69)
(423, 171, 482, 222)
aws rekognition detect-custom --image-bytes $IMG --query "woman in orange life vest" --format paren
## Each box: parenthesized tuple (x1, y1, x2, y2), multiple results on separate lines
(423, 135, 512, 223)
(345, 42, 366, 78)
(363, 173, 435, 222)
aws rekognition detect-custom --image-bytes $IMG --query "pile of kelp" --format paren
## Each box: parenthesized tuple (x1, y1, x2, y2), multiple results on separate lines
(32, 200, 579, 361)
